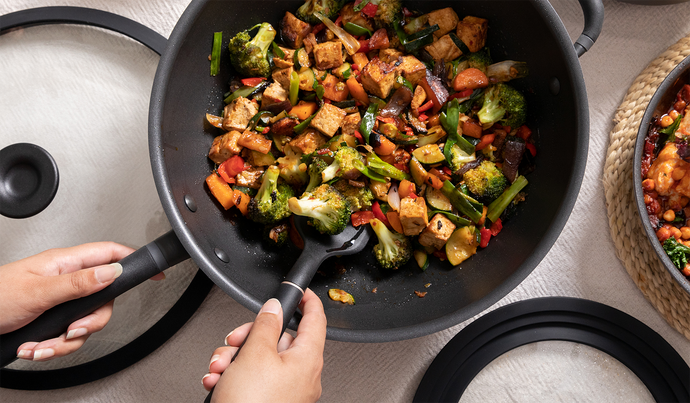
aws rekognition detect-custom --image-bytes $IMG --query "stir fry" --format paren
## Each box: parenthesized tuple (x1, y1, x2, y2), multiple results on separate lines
(205, 0, 535, 271)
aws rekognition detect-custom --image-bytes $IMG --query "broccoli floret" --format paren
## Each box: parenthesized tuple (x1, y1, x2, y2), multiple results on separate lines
(306, 158, 328, 192)
(263, 222, 290, 247)
(448, 144, 477, 173)
(462, 160, 508, 203)
(228, 22, 276, 78)
(477, 83, 527, 129)
(370, 218, 412, 270)
(332, 179, 374, 212)
(288, 184, 352, 235)
(277, 149, 309, 186)
(321, 147, 363, 182)
(295, 0, 345, 25)
(373, 0, 403, 29)
(466, 48, 492, 73)
(247, 166, 295, 225)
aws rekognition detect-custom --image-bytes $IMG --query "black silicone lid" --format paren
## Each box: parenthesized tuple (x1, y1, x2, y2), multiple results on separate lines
(0, 143, 59, 219)
(0, 6, 213, 390)
(414, 297, 690, 403)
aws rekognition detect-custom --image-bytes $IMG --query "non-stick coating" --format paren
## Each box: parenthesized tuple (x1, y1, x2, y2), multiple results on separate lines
(149, 0, 588, 342)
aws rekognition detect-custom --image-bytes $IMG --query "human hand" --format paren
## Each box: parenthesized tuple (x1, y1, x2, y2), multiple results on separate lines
(0, 242, 143, 361)
(202, 288, 326, 403)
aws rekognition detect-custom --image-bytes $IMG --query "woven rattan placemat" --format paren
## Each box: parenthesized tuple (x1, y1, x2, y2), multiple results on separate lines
(603, 34, 690, 340)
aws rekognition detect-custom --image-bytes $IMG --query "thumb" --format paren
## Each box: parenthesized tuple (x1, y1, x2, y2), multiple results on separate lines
(36, 263, 123, 308)
(242, 298, 284, 354)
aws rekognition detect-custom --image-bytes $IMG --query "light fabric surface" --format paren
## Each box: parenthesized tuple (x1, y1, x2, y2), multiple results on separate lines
(1, 0, 689, 402)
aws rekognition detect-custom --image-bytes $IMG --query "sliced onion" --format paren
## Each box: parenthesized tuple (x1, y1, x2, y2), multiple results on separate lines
(314, 12, 361, 55)
(388, 182, 400, 211)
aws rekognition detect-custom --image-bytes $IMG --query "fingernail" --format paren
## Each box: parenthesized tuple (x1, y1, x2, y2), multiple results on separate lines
(209, 354, 220, 370)
(201, 373, 211, 386)
(17, 350, 31, 359)
(259, 298, 281, 316)
(33, 348, 55, 361)
(95, 263, 123, 284)
(66, 328, 88, 340)
(224, 331, 233, 346)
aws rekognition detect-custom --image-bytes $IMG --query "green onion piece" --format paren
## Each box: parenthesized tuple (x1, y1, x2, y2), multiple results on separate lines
(440, 180, 483, 223)
(289, 71, 300, 105)
(314, 83, 325, 100)
(344, 22, 373, 37)
(359, 103, 379, 144)
(210, 31, 222, 76)
(487, 175, 528, 223)
(353, 0, 371, 12)
(366, 152, 411, 181)
(661, 114, 683, 144)
(272, 41, 285, 58)
(429, 209, 471, 227)
(354, 159, 387, 183)
(294, 110, 318, 134)
(224, 84, 260, 104)
(248, 111, 273, 131)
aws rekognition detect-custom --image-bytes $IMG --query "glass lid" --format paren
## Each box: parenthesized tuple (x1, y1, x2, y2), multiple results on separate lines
(0, 9, 210, 385)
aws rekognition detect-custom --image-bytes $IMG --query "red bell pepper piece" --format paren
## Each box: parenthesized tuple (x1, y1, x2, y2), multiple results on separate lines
(479, 228, 492, 248)
(418, 113, 428, 122)
(489, 219, 503, 236)
(217, 163, 235, 184)
(448, 89, 473, 101)
(240, 77, 266, 87)
(312, 23, 326, 34)
(361, 2, 378, 17)
(372, 201, 390, 227)
(516, 125, 532, 141)
(475, 133, 496, 151)
(353, 130, 364, 144)
(525, 143, 537, 157)
(417, 100, 434, 113)
(358, 39, 370, 54)
(351, 210, 375, 227)
(219, 155, 248, 179)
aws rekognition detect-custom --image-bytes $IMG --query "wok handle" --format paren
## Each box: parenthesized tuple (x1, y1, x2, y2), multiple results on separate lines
(0, 230, 189, 368)
(574, 0, 604, 57)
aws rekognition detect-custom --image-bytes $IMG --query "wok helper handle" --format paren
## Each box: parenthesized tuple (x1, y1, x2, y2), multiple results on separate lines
(0, 230, 189, 368)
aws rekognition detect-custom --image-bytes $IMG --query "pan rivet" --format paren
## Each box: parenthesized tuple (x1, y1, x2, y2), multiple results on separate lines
(549, 77, 560, 96)
(184, 194, 197, 212)
(214, 248, 229, 263)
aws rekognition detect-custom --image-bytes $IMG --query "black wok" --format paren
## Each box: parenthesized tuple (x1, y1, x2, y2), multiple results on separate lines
(0, 0, 601, 366)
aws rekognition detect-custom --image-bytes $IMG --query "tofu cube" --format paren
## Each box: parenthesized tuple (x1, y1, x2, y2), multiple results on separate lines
(379, 48, 403, 64)
(341, 112, 361, 137)
(280, 11, 312, 49)
(272, 67, 294, 91)
(313, 41, 344, 70)
(425, 35, 462, 62)
(456, 16, 488, 53)
(208, 130, 243, 164)
(410, 85, 427, 114)
(419, 214, 456, 250)
(310, 103, 346, 137)
(235, 166, 265, 189)
(360, 58, 398, 99)
(260, 82, 288, 110)
(222, 97, 258, 132)
(273, 46, 295, 69)
(427, 7, 460, 38)
(399, 196, 429, 236)
(395, 56, 427, 87)
(288, 128, 327, 154)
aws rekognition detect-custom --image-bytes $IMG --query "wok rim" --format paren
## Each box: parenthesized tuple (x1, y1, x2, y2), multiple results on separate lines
(632, 54, 690, 296)
(149, 0, 590, 342)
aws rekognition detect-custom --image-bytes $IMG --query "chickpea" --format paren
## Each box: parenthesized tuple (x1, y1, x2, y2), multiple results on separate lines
(669, 110, 680, 120)
(683, 264, 690, 277)
(672, 168, 686, 181)
(644, 194, 654, 205)
(642, 178, 655, 191)
(647, 199, 660, 214)
(660, 115, 675, 127)
(657, 227, 671, 242)
(663, 209, 676, 222)
(671, 227, 682, 240)
(681, 227, 690, 239)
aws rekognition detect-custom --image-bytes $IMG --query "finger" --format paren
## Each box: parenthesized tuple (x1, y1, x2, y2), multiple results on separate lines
(240, 298, 283, 356)
(277, 331, 295, 353)
(290, 289, 327, 352)
(39, 242, 135, 275)
(24, 332, 91, 361)
(202, 372, 221, 391)
(16, 342, 39, 360)
(34, 262, 123, 309)
(150, 272, 166, 281)
(65, 301, 114, 340)
(208, 346, 236, 374)
(224, 322, 253, 347)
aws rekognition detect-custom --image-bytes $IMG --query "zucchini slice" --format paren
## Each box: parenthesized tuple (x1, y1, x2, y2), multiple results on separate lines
(412, 144, 446, 164)
(446, 226, 478, 266)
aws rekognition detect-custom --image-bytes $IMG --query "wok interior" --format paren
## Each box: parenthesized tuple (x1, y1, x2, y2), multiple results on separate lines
(155, 0, 585, 341)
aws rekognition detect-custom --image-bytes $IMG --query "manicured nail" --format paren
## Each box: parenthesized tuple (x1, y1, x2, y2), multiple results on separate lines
(95, 263, 123, 284)
(33, 348, 55, 361)
(17, 350, 31, 359)
(259, 298, 281, 316)
(209, 354, 220, 370)
(66, 328, 88, 340)
(224, 331, 233, 346)
(202, 373, 211, 386)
